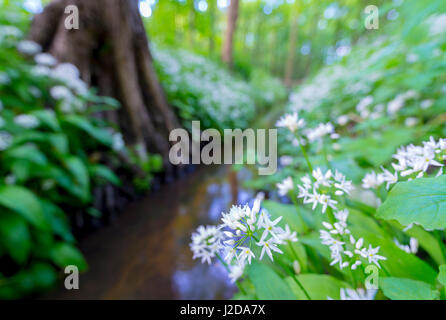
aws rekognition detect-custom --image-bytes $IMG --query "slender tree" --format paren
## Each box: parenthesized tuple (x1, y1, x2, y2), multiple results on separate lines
(221, 0, 239, 68)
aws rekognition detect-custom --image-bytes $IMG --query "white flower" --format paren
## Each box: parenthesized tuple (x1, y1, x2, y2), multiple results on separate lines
(14, 114, 39, 129)
(17, 40, 41, 55)
(421, 99, 434, 109)
(276, 176, 294, 196)
(190, 225, 223, 265)
(405, 117, 419, 127)
(278, 224, 298, 242)
(35, 53, 57, 66)
(0, 131, 12, 150)
(50, 85, 73, 100)
(365, 245, 387, 268)
(112, 132, 125, 151)
(237, 247, 255, 264)
(257, 234, 283, 261)
(0, 72, 10, 85)
(276, 112, 305, 133)
(306, 122, 336, 142)
(337, 115, 349, 126)
(362, 172, 384, 189)
(228, 263, 245, 283)
(394, 237, 418, 254)
(338, 288, 377, 300)
(279, 155, 293, 167)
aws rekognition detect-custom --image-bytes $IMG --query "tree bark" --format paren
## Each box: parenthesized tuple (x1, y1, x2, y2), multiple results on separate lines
(221, 0, 239, 68)
(29, 0, 180, 170)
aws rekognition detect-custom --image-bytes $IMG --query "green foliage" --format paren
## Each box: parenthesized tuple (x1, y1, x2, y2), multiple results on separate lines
(380, 277, 440, 300)
(247, 262, 296, 300)
(378, 176, 446, 230)
(0, 3, 156, 298)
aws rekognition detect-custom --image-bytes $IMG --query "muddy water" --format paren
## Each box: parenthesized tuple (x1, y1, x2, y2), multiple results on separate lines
(48, 165, 253, 300)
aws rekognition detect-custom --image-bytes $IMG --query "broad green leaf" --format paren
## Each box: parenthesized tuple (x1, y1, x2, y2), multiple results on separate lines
(0, 212, 31, 264)
(40, 200, 74, 242)
(62, 115, 112, 146)
(89, 164, 121, 186)
(380, 277, 439, 300)
(377, 176, 446, 230)
(438, 265, 446, 287)
(263, 200, 306, 233)
(62, 156, 90, 203)
(4, 144, 48, 166)
(50, 242, 88, 271)
(31, 110, 60, 131)
(349, 228, 438, 284)
(393, 222, 446, 265)
(0, 186, 49, 230)
(247, 262, 296, 300)
(286, 274, 351, 300)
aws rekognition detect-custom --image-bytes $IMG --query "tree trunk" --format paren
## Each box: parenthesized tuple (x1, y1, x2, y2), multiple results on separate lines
(221, 0, 239, 68)
(29, 0, 180, 171)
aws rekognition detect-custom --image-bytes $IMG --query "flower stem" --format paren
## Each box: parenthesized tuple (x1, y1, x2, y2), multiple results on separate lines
(276, 258, 312, 300)
(295, 133, 313, 173)
(216, 253, 247, 295)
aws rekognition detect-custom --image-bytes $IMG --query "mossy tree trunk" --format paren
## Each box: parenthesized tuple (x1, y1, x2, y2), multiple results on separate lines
(29, 0, 180, 171)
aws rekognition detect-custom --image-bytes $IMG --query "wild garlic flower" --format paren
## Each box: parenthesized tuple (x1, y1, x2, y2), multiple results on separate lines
(35, 53, 57, 67)
(297, 168, 352, 213)
(50, 85, 73, 101)
(276, 176, 294, 196)
(0, 131, 12, 151)
(219, 196, 296, 264)
(362, 172, 385, 189)
(394, 238, 418, 254)
(320, 209, 386, 270)
(276, 112, 305, 133)
(305, 122, 339, 143)
(228, 263, 245, 283)
(373, 137, 446, 190)
(338, 288, 377, 300)
(14, 114, 39, 129)
(17, 40, 41, 55)
(190, 225, 223, 265)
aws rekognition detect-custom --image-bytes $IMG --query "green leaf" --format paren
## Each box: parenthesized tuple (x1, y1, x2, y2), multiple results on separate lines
(438, 265, 446, 287)
(247, 262, 296, 300)
(62, 156, 91, 203)
(0, 212, 31, 264)
(31, 110, 60, 131)
(380, 277, 440, 300)
(62, 115, 112, 146)
(286, 274, 351, 300)
(4, 144, 48, 166)
(377, 175, 446, 230)
(0, 186, 49, 230)
(50, 242, 88, 271)
(263, 200, 306, 233)
(89, 164, 121, 186)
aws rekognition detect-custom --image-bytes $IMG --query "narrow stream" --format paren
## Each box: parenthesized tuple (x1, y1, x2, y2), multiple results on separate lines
(47, 165, 254, 299)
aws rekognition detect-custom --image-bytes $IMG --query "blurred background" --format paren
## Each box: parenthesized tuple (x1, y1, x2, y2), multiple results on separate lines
(0, 0, 445, 299)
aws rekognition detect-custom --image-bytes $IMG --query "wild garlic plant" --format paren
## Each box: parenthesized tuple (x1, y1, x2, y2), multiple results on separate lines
(190, 194, 310, 298)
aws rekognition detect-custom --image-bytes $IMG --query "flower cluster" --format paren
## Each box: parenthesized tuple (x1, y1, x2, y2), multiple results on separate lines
(276, 112, 305, 133)
(297, 168, 352, 213)
(305, 122, 339, 143)
(362, 137, 446, 190)
(276, 176, 294, 196)
(394, 237, 418, 254)
(320, 209, 387, 270)
(190, 196, 298, 283)
(189, 225, 223, 265)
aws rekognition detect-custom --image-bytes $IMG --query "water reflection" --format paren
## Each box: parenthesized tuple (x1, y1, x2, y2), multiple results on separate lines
(46, 165, 253, 300)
